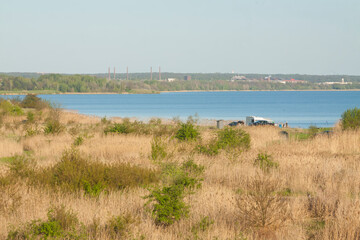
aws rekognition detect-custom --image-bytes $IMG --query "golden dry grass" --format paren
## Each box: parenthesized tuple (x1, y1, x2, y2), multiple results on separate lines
(1, 112, 360, 239)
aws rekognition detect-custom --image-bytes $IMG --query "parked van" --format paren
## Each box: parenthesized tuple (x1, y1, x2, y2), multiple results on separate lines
(245, 116, 274, 126)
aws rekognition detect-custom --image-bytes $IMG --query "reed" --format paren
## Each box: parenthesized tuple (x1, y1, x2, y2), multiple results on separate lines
(1, 108, 360, 239)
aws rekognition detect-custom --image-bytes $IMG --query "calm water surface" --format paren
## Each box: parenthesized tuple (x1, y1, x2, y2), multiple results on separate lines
(5, 91, 360, 128)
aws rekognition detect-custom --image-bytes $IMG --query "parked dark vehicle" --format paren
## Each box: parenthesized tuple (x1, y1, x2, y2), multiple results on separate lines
(250, 120, 274, 126)
(228, 121, 244, 127)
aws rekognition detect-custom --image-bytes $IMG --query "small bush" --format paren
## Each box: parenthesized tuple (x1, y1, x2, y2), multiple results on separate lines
(145, 184, 189, 226)
(175, 122, 199, 141)
(254, 153, 279, 172)
(9, 155, 35, 178)
(217, 127, 250, 150)
(341, 107, 360, 130)
(197, 127, 250, 156)
(104, 119, 175, 136)
(145, 159, 204, 226)
(0, 99, 23, 116)
(191, 216, 214, 239)
(236, 174, 289, 231)
(33, 148, 159, 196)
(196, 143, 219, 156)
(151, 137, 167, 161)
(44, 119, 64, 135)
(105, 214, 135, 239)
(25, 126, 40, 137)
(73, 136, 84, 146)
(26, 111, 35, 123)
(105, 122, 131, 134)
(7, 206, 85, 240)
(21, 94, 50, 109)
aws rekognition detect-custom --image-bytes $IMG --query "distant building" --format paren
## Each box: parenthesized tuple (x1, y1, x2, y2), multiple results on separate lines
(184, 76, 192, 81)
(167, 78, 176, 82)
(231, 75, 246, 81)
(322, 78, 352, 85)
(277, 79, 307, 84)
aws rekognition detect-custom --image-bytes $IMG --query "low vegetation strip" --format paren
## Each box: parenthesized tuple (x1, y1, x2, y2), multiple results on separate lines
(7, 149, 159, 197)
(1, 95, 360, 239)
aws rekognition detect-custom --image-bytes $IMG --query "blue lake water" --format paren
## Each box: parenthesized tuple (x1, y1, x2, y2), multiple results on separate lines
(3, 91, 360, 128)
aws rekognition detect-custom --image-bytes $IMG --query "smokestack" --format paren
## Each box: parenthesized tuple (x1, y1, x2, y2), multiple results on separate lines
(113, 67, 116, 80)
(127, 67, 129, 80)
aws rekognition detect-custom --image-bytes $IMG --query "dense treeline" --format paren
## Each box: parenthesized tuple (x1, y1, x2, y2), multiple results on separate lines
(1, 73, 360, 93)
(3, 72, 360, 83)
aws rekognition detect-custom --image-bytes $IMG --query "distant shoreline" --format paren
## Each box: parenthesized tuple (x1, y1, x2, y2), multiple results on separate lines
(1, 89, 360, 95)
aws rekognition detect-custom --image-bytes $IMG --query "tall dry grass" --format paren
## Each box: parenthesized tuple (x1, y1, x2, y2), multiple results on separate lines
(1, 112, 360, 239)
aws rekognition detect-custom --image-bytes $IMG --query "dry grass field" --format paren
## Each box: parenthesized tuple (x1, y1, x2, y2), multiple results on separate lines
(1, 100, 360, 239)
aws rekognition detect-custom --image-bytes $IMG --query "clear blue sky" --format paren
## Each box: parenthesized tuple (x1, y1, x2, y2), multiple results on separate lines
(1, 0, 359, 74)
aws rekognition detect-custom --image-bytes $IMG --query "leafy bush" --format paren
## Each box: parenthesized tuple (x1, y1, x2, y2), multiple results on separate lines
(21, 94, 50, 109)
(191, 216, 214, 239)
(254, 153, 279, 172)
(105, 122, 131, 134)
(104, 118, 175, 136)
(197, 127, 250, 156)
(73, 136, 84, 146)
(7, 206, 85, 240)
(151, 137, 167, 161)
(175, 122, 199, 141)
(217, 127, 250, 150)
(146, 184, 188, 226)
(26, 111, 35, 123)
(33, 148, 159, 196)
(9, 155, 35, 178)
(105, 214, 135, 239)
(25, 126, 41, 137)
(44, 119, 64, 135)
(145, 159, 204, 226)
(0, 99, 23, 116)
(341, 107, 360, 130)
(196, 143, 219, 156)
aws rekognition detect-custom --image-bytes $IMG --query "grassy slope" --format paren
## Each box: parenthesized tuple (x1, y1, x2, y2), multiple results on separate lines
(1, 109, 360, 239)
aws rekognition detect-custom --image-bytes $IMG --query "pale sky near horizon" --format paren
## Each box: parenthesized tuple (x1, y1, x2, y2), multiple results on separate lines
(1, 0, 359, 75)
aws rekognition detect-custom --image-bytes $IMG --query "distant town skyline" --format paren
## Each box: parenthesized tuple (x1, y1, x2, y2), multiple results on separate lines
(1, 0, 359, 75)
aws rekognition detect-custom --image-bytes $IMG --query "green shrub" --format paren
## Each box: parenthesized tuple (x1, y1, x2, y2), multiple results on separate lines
(25, 126, 40, 137)
(191, 216, 214, 239)
(104, 119, 175, 136)
(7, 206, 85, 240)
(105, 214, 135, 239)
(9, 155, 35, 178)
(341, 107, 360, 130)
(145, 159, 204, 226)
(175, 122, 199, 141)
(146, 184, 188, 226)
(33, 148, 159, 196)
(26, 111, 35, 123)
(217, 127, 250, 150)
(254, 153, 279, 172)
(44, 119, 64, 135)
(21, 94, 50, 109)
(0, 99, 23, 116)
(197, 127, 250, 156)
(196, 143, 219, 156)
(73, 136, 84, 146)
(105, 122, 131, 134)
(151, 137, 167, 161)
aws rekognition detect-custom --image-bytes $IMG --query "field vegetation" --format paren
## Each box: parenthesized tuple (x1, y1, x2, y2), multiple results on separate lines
(1, 96, 360, 239)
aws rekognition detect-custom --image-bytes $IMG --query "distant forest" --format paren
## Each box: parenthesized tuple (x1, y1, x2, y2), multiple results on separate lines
(0, 72, 360, 93)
